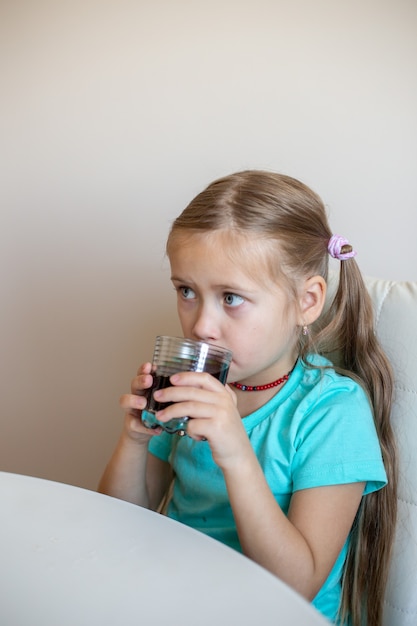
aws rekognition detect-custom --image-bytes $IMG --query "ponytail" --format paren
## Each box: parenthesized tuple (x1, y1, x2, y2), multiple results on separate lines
(315, 258, 398, 626)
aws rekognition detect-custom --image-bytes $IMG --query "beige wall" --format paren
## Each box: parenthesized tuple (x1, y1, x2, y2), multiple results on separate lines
(1, 0, 416, 490)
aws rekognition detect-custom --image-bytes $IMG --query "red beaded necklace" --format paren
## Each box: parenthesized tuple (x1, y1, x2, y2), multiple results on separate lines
(230, 371, 291, 392)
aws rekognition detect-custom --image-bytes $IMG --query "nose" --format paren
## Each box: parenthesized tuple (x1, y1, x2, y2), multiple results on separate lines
(191, 303, 221, 343)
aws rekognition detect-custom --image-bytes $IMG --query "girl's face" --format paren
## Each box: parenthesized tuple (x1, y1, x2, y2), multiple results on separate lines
(168, 231, 301, 385)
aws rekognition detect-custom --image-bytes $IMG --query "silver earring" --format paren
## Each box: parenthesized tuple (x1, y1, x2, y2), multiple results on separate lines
(302, 325, 309, 336)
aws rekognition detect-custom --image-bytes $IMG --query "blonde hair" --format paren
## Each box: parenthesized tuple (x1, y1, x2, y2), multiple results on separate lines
(167, 170, 397, 626)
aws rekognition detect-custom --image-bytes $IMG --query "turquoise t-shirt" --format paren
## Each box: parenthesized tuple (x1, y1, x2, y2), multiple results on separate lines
(148, 355, 387, 623)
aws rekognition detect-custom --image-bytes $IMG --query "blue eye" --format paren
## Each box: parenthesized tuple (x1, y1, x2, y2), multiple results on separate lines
(180, 286, 195, 299)
(224, 293, 244, 307)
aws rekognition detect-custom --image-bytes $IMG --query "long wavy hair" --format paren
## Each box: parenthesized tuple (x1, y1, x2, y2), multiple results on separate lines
(167, 170, 397, 626)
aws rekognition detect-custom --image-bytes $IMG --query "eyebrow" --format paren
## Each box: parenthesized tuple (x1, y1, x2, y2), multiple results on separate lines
(171, 276, 258, 295)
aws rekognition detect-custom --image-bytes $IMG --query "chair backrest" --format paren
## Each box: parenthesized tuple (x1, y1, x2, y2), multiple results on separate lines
(327, 273, 417, 625)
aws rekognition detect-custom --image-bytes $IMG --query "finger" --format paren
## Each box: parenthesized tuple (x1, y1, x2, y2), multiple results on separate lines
(122, 413, 163, 443)
(153, 384, 225, 411)
(136, 362, 153, 376)
(128, 414, 162, 436)
(155, 394, 232, 425)
(131, 372, 154, 395)
(170, 371, 225, 390)
(184, 419, 209, 442)
(120, 393, 147, 411)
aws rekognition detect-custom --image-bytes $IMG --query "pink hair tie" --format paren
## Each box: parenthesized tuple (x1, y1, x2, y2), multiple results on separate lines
(328, 234, 357, 260)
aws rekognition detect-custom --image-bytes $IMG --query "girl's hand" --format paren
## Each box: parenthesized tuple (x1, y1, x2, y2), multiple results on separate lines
(99, 362, 172, 507)
(119, 362, 162, 443)
(152, 371, 253, 469)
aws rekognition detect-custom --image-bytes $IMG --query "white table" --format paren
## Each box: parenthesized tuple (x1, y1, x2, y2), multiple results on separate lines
(0, 472, 329, 625)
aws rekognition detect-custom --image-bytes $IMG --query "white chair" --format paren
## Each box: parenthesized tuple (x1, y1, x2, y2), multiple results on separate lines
(327, 273, 417, 625)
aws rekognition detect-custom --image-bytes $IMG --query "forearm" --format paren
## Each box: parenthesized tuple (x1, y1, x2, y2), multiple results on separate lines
(222, 455, 318, 599)
(98, 433, 150, 507)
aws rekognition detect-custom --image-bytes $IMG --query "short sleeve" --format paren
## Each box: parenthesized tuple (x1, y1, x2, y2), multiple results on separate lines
(291, 372, 387, 495)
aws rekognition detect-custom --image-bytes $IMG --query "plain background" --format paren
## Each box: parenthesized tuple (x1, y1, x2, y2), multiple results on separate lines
(1, 0, 416, 490)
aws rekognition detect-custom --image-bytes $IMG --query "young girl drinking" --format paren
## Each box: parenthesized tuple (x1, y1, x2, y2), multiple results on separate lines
(99, 170, 397, 625)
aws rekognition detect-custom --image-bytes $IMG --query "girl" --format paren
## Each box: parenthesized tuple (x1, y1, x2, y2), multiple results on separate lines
(99, 171, 397, 625)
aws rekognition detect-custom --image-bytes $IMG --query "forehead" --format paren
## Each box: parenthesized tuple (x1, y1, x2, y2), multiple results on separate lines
(168, 229, 280, 285)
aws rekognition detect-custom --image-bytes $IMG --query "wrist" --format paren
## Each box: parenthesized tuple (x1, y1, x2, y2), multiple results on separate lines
(221, 446, 259, 480)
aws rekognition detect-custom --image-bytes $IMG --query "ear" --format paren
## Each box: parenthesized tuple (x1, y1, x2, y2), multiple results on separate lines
(297, 275, 326, 326)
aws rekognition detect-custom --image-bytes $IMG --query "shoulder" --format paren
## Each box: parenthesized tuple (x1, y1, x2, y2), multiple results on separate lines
(295, 354, 370, 410)
(248, 355, 371, 433)
(289, 354, 377, 446)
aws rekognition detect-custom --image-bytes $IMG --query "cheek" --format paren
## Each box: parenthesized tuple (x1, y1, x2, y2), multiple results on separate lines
(177, 310, 192, 331)
(229, 332, 262, 363)
(175, 305, 188, 328)
(177, 298, 193, 318)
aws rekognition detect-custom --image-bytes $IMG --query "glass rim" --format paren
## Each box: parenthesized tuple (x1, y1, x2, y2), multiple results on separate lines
(154, 335, 232, 359)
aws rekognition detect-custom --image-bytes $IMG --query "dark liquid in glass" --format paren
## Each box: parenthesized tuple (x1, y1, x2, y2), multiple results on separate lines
(146, 364, 229, 413)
